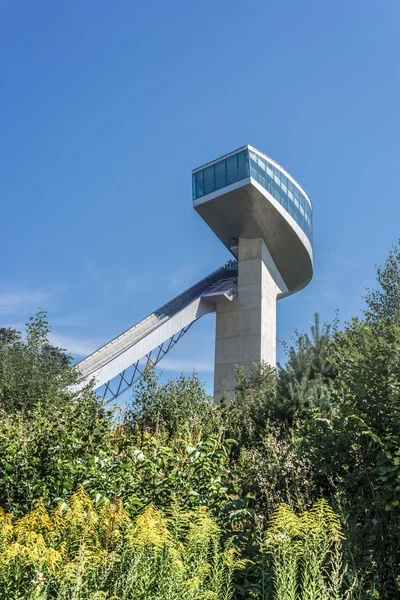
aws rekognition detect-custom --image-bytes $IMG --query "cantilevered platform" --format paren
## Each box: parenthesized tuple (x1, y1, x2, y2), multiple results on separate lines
(193, 145, 313, 296)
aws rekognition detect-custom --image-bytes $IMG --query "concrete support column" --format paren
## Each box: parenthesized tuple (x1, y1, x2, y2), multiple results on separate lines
(214, 237, 286, 401)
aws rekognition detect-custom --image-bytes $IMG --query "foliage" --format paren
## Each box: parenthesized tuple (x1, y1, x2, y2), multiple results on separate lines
(0, 311, 82, 414)
(0, 393, 113, 516)
(1, 242, 400, 597)
(263, 499, 347, 600)
(82, 430, 240, 517)
(128, 366, 221, 442)
(0, 318, 237, 520)
(0, 486, 241, 599)
(235, 425, 314, 518)
(364, 242, 400, 324)
(225, 362, 277, 449)
(297, 317, 400, 596)
(277, 314, 334, 424)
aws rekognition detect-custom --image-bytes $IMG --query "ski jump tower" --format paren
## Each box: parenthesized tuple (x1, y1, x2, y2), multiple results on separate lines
(76, 145, 313, 401)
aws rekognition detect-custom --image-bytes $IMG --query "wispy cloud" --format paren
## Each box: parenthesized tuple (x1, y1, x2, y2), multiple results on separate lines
(0, 315, 101, 359)
(159, 357, 214, 373)
(50, 313, 91, 327)
(0, 291, 48, 316)
(48, 333, 102, 358)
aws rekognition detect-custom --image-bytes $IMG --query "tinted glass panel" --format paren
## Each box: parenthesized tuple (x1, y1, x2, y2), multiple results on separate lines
(250, 158, 257, 178)
(226, 155, 238, 185)
(258, 162, 266, 187)
(237, 150, 248, 179)
(192, 148, 312, 242)
(196, 170, 204, 198)
(203, 165, 215, 195)
(215, 161, 227, 190)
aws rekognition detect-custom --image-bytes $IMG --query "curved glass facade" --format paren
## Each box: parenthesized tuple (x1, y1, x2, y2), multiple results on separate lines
(192, 149, 250, 199)
(193, 148, 312, 242)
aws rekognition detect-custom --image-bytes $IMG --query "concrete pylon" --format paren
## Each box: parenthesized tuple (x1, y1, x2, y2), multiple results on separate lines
(214, 238, 287, 401)
(193, 146, 313, 400)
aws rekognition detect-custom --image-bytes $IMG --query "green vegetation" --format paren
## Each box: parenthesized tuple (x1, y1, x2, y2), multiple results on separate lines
(0, 243, 399, 598)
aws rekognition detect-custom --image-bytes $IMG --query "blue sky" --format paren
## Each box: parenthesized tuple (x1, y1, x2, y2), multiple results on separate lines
(1, 0, 399, 393)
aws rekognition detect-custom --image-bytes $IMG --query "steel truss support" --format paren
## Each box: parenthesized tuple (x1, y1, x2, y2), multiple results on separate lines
(101, 322, 194, 403)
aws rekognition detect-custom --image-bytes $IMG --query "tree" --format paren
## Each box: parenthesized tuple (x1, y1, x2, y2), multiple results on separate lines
(0, 310, 81, 414)
(277, 313, 334, 423)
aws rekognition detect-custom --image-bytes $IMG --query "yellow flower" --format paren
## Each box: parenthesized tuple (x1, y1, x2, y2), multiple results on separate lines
(173, 558, 184, 570)
(224, 546, 240, 566)
(128, 504, 170, 550)
(184, 576, 201, 589)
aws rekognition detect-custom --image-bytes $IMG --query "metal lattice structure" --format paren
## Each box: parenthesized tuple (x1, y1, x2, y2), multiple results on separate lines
(101, 323, 193, 403)
(73, 261, 238, 403)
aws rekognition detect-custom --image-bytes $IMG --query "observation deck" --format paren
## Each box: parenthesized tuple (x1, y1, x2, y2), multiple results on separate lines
(192, 145, 313, 295)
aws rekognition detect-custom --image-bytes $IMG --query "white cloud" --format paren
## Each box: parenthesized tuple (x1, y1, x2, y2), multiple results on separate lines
(48, 333, 102, 358)
(0, 291, 48, 316)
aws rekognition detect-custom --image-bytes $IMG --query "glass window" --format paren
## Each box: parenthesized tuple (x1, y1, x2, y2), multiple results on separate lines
(226, 155, 238, 185)
(258, 164, 266, 187)
(250, 156, 257, 179)
(203, 165, 215, 195)
(195, 170, 204, 198)
(273, 183, 280, 203)
(256, 158, 265, 185)
(238, 150, 249, 179)
(192, 149, 312, 241)
(249, 151, 257, 162)
(215, 160, 227, 190)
